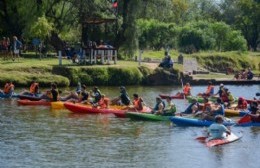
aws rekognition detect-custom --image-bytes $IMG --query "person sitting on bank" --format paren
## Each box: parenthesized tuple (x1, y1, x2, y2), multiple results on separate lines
(158, 52, 173, 68)
(0, 81, 15, 97)
(20, 80, 40, 96)
(111, 86, 131, 106)
(207, 115, 231, 140)
(197, 82, 214, 97)
(151, 97, 165, 115)
(201, 98, 225, 121)
(163, 97, 176, 116)
(247, 68, 254, 80)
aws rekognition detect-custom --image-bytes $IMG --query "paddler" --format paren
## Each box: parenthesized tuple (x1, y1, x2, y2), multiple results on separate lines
(151, 97, 165, 115)
(20, 80, 40, 96)
(0, 81, 15, 97)
(163, 96, 176, 116)
(197, 81, 214, 97)
(111, 86, 130, 106)
(207, 115, 231, 140)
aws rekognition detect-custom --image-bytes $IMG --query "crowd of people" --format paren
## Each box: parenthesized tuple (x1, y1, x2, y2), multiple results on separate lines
(234, 68, 254, 80)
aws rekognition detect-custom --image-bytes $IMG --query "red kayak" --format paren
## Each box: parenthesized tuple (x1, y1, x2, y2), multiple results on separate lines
(17, 99, 51, 106)
(196, 132, 242, 147)
(113, 106, 152, 118)
(64, 102, 127, 114)
(245, 99, 260, 104)
(159, 94, 184, 99)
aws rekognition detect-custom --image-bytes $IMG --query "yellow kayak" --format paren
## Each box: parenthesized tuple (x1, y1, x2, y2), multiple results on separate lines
(51, 101, 65, 109)
(225, 109, 247, 117)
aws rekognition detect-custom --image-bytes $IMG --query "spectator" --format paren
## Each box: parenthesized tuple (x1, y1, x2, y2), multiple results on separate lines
(159, 51, 173, 68)
(247, 68, 254, 80)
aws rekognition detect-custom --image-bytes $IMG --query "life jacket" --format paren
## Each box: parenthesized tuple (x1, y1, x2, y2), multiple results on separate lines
(29, 83, 39, 94)
(206, 85, 214, 95)
(238, 99, 247, 109)
(154, 101, 165, 111)
(3, 83, 14, 94)
(120, 92, 130, 105)
(183, 86, 191, 96)
(79, 91, 89, 101)
(133, 98, 143, 111)
(99, 97, 109, 108)
(228, 94, 234, 102)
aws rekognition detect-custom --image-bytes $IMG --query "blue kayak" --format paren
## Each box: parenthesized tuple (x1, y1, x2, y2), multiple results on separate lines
(170, 116, 235, 126)
(0, 93, 19, 98)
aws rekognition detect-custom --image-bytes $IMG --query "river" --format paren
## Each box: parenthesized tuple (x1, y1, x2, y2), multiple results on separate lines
(0, 85, 259, 168)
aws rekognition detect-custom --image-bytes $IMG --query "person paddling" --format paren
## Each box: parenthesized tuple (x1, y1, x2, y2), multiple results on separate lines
(151, 97, 165, 115)
(20, 80, 40, 96)
(111, 86, 130, 106)
(207, 115, 231, 140)
(0, 81, 15, 97)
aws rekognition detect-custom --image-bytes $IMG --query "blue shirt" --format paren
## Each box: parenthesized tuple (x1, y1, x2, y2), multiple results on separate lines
(208, 123, 229, 139)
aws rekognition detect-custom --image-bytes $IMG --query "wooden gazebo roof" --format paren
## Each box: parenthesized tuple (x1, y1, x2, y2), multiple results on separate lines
(83, 18, 117, 25)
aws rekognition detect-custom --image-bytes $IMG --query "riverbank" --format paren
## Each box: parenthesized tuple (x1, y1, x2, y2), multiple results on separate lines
(0, 51, 259, 87)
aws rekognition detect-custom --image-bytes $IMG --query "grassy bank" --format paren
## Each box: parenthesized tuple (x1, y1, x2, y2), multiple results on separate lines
(0, 50, 259, 87)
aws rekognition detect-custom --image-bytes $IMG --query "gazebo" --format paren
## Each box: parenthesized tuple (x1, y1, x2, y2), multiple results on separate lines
(80, 17, 118, 65)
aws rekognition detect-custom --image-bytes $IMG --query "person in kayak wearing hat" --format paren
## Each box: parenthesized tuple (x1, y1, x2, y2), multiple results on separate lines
(214, 83, 225, 98)
(111, 86, 130, 106)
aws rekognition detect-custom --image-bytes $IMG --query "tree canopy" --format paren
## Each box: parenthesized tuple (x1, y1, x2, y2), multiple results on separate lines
(0, 0, 259, 56)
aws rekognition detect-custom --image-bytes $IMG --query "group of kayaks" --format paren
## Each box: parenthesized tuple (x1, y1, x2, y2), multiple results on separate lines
(2, 92, 259, 147)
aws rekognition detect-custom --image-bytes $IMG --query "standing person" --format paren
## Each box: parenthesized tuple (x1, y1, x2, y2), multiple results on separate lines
(163, 97, 176, 116)
(207, 115, 231, 140)
(151, 97, 165, 115)
(0, 81, 15, 97)
(2, 37, 9, 60)
(111, 86, 130, 106)
(12, 36, 22, 61)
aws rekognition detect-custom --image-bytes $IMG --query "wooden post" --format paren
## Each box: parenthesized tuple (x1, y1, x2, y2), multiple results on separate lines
(90, 49, 93, 64)
(58, 50, 62, 65)
(138, 50, 143, 66)
(101, 50, 104, 64)
(94, 49, 97, 64)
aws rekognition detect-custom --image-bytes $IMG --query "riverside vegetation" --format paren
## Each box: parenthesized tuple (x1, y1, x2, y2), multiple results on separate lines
(0, 51, 259, 87)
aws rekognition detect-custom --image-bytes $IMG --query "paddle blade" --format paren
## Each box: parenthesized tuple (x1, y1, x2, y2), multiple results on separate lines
(196, 136, 207, 142)
(237, 115, 251, 124)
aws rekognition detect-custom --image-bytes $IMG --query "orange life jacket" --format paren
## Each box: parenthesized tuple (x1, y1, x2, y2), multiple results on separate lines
(183, 86, 191, 96)
(133, 98, 143, 111)
(29, 83, 39, 94)
(3, 83, 14, 94)
(205, 85, 214, 95)
(99, 97, 109, 108)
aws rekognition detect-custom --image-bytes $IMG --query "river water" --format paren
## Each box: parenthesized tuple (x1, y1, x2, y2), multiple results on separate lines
(0, 85, 259, 168)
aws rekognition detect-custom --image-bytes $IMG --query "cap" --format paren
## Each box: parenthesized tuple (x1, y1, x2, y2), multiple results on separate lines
(220, 83, 224, 87)
(120, 86, 126, 90)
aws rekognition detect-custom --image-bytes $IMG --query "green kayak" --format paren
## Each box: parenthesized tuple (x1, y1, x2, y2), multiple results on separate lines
(126, 112, 172, 121)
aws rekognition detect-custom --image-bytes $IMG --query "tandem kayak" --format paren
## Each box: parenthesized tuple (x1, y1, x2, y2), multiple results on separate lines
(64, 102, 127, 114)
(113, 106, 152, 118)
(17, 99, 51, 106)
(126, 112, 172, 121)
(197, 132, 243, 147)
(170, 116, 235, 126)
(159, 94, 184, 99)
(236, 122, 260, 127)
(18, 94, 42, 101)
